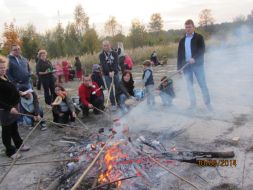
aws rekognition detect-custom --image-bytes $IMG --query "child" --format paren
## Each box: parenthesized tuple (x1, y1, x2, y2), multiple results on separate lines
(142, 60, 155, 106)
(52, 85, 76, 125)
(19, 86, 47, 131)
(158, 76, 175, 106)
(117, 71, 135, 113)
(91, 64, 105, 89)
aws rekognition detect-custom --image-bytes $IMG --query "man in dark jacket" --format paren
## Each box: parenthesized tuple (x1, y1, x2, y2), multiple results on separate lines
(177, 19, 211, 111)
(99, 40, 119, 111)
(7, 44, 31, 89)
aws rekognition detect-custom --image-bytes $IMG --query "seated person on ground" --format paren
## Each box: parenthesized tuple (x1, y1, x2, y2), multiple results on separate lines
(52, 85, 76, 124)
(79, 75, 104, 116)
(18, 85, 47, 131)
(117, 71, 135, 113)
(157, 76, 175, 106)
(150, 51, 160, 66)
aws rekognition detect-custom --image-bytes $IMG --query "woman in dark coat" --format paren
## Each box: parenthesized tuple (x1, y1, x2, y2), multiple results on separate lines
(0, 56, 30, 159)
(37, 50, 55, 106)
(117, 71, 135, 113)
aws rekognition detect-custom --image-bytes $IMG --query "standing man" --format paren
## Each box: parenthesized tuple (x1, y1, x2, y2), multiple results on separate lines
(99, 40, 119, 111)
(7, 44, 31, 89)
(177, 19, 212, 111)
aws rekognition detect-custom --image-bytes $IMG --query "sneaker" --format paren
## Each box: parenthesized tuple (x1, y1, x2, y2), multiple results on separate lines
(10, 152, 22, 159)
(20, 145, 30, 151)
(40, 123, 47, 131)
(111, 105, 117, 111)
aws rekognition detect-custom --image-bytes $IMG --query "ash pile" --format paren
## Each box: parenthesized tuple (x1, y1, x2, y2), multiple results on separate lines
(45, 119, 235, 190)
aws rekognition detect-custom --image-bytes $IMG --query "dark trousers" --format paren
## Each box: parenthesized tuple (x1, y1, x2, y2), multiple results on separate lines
(80, 95, 104, 115)
(41, 76, 55, 105)
(1, 121, 23, 157)
(37, 76, 41, 90)
(53, 110, 75, 124)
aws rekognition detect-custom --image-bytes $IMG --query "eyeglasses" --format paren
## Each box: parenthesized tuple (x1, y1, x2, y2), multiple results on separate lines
(12, 48, 20, 51)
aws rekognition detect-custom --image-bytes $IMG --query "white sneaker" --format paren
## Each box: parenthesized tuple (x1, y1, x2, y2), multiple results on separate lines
(20, 145, 30, 151)
(10, 152, 22, 159)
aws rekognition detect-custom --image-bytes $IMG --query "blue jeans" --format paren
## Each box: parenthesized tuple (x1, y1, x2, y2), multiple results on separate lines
(119, 93, 127, 110)
(145, 85, 155, 105)
(160, 92, 172, 106)
(104, 74, 120, 106)
(183, 64, 210, 106)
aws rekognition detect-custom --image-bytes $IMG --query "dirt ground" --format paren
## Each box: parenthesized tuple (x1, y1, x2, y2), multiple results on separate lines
(1, 44, 253, 190)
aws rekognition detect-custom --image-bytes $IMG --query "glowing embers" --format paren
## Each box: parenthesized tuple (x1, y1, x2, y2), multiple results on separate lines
(98, 143, 129, 188)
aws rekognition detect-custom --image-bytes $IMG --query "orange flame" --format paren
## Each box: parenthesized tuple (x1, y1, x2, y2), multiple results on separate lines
(98, 143, 129, 187)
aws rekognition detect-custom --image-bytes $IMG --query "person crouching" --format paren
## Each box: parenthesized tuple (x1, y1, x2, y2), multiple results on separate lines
(117, 71, 135, 113)
(52, 85, 76, 125)
(79, 75, 104, 116)
(19, 86, 47, 131)
(158, 76, 175, 106)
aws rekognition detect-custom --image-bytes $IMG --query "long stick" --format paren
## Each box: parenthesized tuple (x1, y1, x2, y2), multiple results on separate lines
(146, 154, 200, 190)
(70, 135, 113, 190)
(87, 175, 138, 190)
(0, 110, 50, 184)
(75, 116, 89, 130)
(105, 78, 113, 108)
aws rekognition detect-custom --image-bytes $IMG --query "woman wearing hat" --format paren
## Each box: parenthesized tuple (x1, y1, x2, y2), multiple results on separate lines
(0, 56, 30, 159)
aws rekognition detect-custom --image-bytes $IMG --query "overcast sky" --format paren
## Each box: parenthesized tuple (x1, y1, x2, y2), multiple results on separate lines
(0, 0, 253, 36)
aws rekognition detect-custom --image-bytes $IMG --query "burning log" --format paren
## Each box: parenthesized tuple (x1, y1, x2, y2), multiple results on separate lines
(71, 135, 114, 190)
(88, 175, 138, 190)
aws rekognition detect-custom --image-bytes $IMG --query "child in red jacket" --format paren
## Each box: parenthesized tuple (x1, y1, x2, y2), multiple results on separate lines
(62, 60, 69, 83)
(78, 75, 104, 116)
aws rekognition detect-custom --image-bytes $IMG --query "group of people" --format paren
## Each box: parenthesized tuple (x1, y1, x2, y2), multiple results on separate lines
(0, 19, 212, 159)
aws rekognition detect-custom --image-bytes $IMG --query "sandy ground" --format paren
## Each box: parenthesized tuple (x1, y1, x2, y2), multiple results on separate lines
(0, 44, 253, 190)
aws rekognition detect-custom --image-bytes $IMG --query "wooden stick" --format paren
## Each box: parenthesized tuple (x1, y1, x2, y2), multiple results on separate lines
(105, 79, 113, 108)
(0, 158, 75, 167)
(241, 152, 247, 190)
(75, 116, 89, 130)
(35, 178, 41, 190)
(0, 110, 50, 184)
(70, 135, 113, 190)
(146, 154, 200, 190)
(87, 175, 138, 190)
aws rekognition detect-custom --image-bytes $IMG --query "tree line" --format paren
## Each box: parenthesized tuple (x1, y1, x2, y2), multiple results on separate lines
(1, 5, 253, 60)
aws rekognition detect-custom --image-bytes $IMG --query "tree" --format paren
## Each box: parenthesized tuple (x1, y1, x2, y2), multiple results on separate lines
(149, 13, 164, 32)
(129, 19, 147, 48)
(19, 24, 41, 60)
(2, 22, 22, 55)
(65, 22, 80, 56)
(83, 28, 100, 54)
(198, 9, 215, 27)
(74, 4, 89, 35)
(233, 15, 246, 23)
(104, 16, 120, 37)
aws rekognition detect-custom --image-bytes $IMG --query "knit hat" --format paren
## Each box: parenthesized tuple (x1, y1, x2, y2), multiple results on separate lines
(92, 64, 101, 72)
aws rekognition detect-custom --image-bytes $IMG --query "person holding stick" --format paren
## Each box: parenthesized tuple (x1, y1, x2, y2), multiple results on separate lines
(99, 40, 119, 111)
(0, 56, 30, 159)
(177, 19, 212, 111)
(79, 75, 104, 116)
